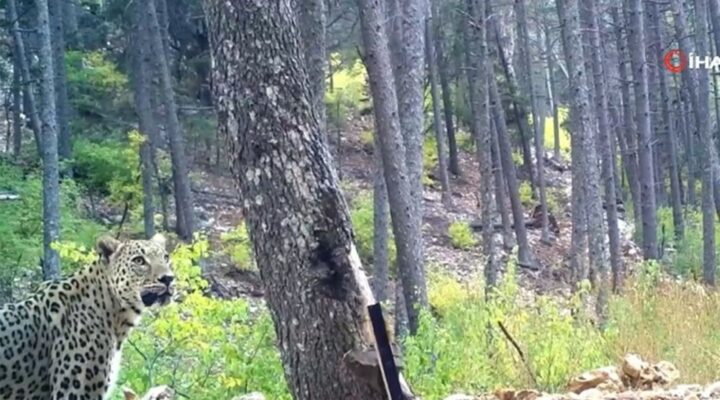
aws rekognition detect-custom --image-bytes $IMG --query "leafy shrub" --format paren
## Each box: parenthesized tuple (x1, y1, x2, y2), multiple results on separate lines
(448, 221, 476, 250)
(349, 192, 397, 272)
(656, 206, 720, 278)
(424, 136, 439, 185)
(325, 53, 367, 125)
(519, 181, 534, 207)
(456, 129, 475, 153)
(360, 129, 374, 147)
(220, 222, 255, 270)
(512, 150, 525, 167)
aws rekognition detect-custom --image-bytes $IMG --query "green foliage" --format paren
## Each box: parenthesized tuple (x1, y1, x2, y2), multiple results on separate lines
(424, 135, 439, 185)
(656, 206, 720, 278)
(518, 181, 534, 207)
(113, 238, 290, 400)
(360, 129, 374, 147)
(66, 50, 130, 130)
(349, 192, 397, 272)
(512, 150, 525, 167)
(544, 107, 571, 158)
(456, 129, 475, 153)
(220, 222, 255, 270)
(0, 161, 103, 289)
(447, 221, 476, 250)
(326, 53, 368, 125)
(405, 264, 610, 397)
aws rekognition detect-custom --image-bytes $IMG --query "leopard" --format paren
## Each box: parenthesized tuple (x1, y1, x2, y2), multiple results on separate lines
(0, 233, 176, 400)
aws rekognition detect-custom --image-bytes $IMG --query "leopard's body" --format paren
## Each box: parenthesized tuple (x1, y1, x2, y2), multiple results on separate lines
(0, 234, 175, 400)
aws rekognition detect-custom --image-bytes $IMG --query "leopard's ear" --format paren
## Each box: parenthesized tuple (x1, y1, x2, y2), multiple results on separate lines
(96, 235, 121, 261)
(150, 233, 167, 248)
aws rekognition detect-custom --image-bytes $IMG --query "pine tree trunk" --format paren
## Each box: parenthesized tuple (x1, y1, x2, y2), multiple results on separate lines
(7, 0, 42, 158)
(372, 118, 390, 303)
(62, 0, 78, 47)
(515, 0, 550, 242)
(492, 120, 515, 250)
(36, 0, 61, 279)
(426, 10, 451, 205)
(465, 0, 497, 289)
(582, 0, 621, 291)
(48, 0, 71, 165)
(433, 1, 460, 176)
(146, 0, 195, 241)
(625, 0, 658, 260)
(671, 0, 716, 284)
(557, 0, 607, 313)
(205, 2, 405, 398)
(297, 0, 327, 133)
(358, 0, 428, 334)
(11, 56, 22, 159)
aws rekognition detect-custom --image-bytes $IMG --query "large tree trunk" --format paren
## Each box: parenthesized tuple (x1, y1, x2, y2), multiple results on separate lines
(671, 0, 716, 284)
(557, 0, 607, 319)
(48, 0, 72, 166)
(205, 2, 407, 398)
(358, 0, 428, 334)
(625, 0, 658, 260)
(146, 0, 195, 240)
(37, 0, 61, 279)
(297, 0, 327, 132)
(7, 0, 42, 158)
(465, 0, 497, 289)
(581, 0, 621, 291)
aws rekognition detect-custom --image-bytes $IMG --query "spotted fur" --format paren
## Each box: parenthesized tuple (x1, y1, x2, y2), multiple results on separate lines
(0, 234, 175, 400)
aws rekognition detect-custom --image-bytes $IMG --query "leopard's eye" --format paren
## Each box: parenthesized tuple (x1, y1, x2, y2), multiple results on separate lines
(132, 256, 146, 265)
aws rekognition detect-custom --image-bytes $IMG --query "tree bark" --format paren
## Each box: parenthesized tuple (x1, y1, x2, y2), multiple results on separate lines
(426, 8, 451, 205)
(358, 0, 428, 334)
(146, 0, 195, 241)
(7, 0, 42, 158)
(671, 0, 716, 284)
(11, 55, 22, 159)
(465, 0, 497, 289)
(372, 130, 390, 303)
(433, 1, 460, 176)
(624, 0, 658, 260)
(515, 0, 550, 242)
(48, 0, 72, 165)
(557, 0, 607, 311)
(544, 27, 561, 161)
(205, 2, 410, 398)
(492, 119, 515, 250)
(297, 0, 327, 133)
(37, 0, 61, 279)
(581, 0, 621, 291)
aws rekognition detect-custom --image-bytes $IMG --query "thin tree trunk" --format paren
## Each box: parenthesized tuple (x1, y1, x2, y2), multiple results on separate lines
(545, 27, 561, 161)
(515, 0, 550, 242)
(426, 9, 451, 205)
(612, 6, 642, 232)
(37, 0, 61, 279)
(625, 0, 658, 260)
(205, 3, 413, 398)
(11, 56, 22, 159)
(582, 0, 621, 291)
(433, 1, 460, 176)
(489, 70, 534, 268)
(492, 119, 515, 250)
(358, 0, 428, 334)
(297, 0, 327, 133)
(62, 0, 78, 47)
(372, 131, 390, 302)
(671, 0, 716, 284)
(146, 0, 195, 241)
(7, 0, 42, 158)
(465, 0, 497, 288)
(48, 0, 71, 166)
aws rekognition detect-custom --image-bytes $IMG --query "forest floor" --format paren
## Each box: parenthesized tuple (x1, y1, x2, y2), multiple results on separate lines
(190, 115, 644, 302)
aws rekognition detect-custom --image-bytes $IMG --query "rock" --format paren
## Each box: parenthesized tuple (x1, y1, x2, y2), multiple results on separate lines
(622, 354, 649, 380)
(568, 367, 623, 394)
(495, 388, 516, 400)
(444, 395, 477, 400)
(700, 381, 720, 399)
(232, 393, 265, 400)
(516, 389, 541, 400)
(653, 361, 679, 386)
(579, 388, 604, 400)
(617, 391, 641, 400)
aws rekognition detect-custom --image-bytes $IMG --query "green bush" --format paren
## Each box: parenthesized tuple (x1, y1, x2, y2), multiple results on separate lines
(544, 107, 571, 158)
(325, 53, 367, 125)
(656, 206, 720, 278)
(349, 192, 397, 272)
(519, 181, 533, 207)
(220, 222, 255, 270)
(456, 129, 475, 153)
(448, 221, 476, 250)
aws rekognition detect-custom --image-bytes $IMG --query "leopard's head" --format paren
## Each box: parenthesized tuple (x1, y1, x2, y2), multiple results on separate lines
(96, 234, 175, 308)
